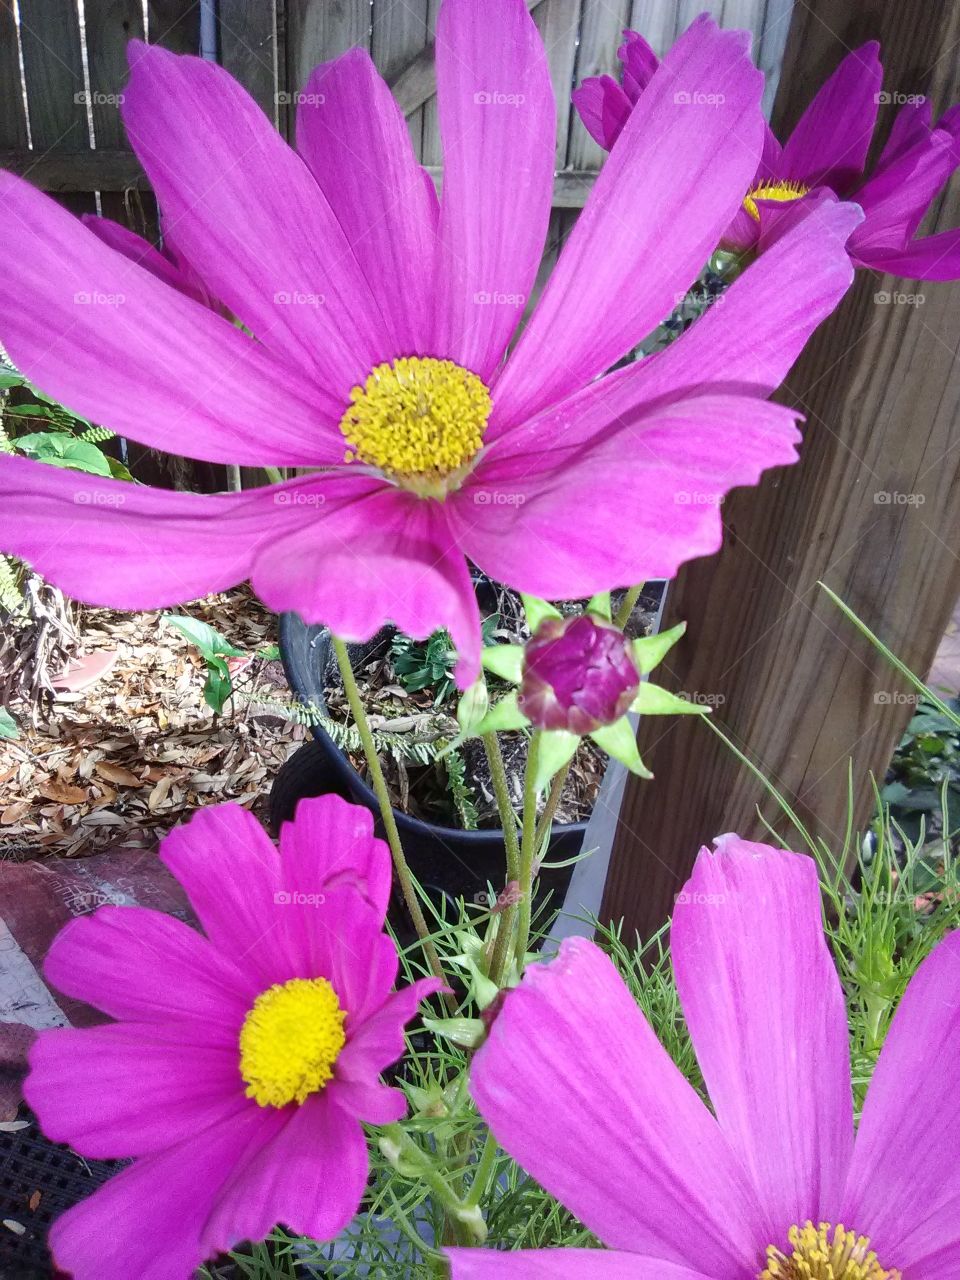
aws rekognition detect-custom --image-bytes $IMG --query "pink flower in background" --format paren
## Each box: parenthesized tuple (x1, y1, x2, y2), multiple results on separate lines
(576, 30, 960, 277)
(448, 837, 960, 1279)
(24, 796, 439, 1280)
(0, 2, 857, 685)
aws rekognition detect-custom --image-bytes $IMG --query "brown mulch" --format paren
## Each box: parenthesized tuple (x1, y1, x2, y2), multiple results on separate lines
(0, 587, 307, 859)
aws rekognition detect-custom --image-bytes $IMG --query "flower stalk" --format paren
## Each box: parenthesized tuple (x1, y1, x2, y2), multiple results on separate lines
(331, 635, 450, 1000)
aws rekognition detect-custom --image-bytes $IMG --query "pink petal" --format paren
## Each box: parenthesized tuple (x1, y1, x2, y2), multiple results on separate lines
(492, 16, 764, 427)
(43, 904, 257, 1024)
(329, 1076, 407, 1126)
(0, 455, 340, 614)
(159, 804, 287, 984)
(297, 49, 438, 355)
(121, 41, 390, 399)
(202, 1091, 369, 1249)
(49, 1104, 275, 1280)
(338, 976, 442, 1082)
(854, 229, 960, 279)
(875, 100, 934, 170)
(453, 395, 801, 598)
(469, 937, 764, 1269)
(851, 130, 957, 251)
(25, 1021, 245, 1158)
(252, 485, 483, 686)
(571, 75, 633, 151)
(779, 43, 882, 192)
(618, 30, 660, 103)
(672, 838, 853, 1241)
(81, 213, 212, 306)
(0, 173, 342, 466)
(841, 929, 960, 1269)
(278, 792, 392, 920)
(447, 1249, 715, 1278)
(432, 0, 555, 381)
(488, 199, 859, 464)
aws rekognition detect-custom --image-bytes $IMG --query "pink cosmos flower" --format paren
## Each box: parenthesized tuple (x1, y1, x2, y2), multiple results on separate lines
(23, 795, 440, 1279)
(576, 29, 960, 277)
(0, 2, 858, 685)
(448, 836, 960, 1279)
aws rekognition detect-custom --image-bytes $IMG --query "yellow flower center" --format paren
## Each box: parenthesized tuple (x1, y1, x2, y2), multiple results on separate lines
(760, 1222, 901, 1280)
(743, 179, 810, 222)
(339, 356, 492, 497)
(239, 977, 346, 1108)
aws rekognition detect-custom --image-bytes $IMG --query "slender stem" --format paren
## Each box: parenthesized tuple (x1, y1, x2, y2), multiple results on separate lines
(614, 582, 645, 630)
(225, 463, 242, 493)
(331, 635, 448, 997)
(482, 732, 521, 882)
(533, 759, 572, 851)
(263, 465, 284, 485)
(513, 731, 542, 965)
(464, 1129, 499, 1210)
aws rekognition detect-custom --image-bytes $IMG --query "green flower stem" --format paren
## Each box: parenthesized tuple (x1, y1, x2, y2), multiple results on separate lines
(263, 465, 285, 485)
(464, 1129, 499, 1211)
(614, 582, 645, 630)
(482, 732, 521, 883)
(532, 759, 572, 851)
(380, 1127, 487, 1246)
(331, 635, 449, 1001)
(481, 731, 524, 985)
(513, 731, 542, 966)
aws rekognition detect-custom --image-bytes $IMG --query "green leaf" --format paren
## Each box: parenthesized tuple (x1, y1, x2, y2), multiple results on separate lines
(15, 432, 112, 477)
(631, 682, 710, 716)
(0, 707, 19, 740)
(534, 729, 580, 792)
(456, 677, 489, 736)
(257, 643, 280, 661)
(480, 644, 524, 684)
(107, 456, 134, 482)
(421, 1016, 486, 1049)
(474, 690, 529, 736)
(631, 621, 687, 675)
(590, 717, 653, 778)
(0, 368, 25, 390)
(586, 591, 612, 620)
(521, 594, 561, 632)
(162, 613, 245, 661)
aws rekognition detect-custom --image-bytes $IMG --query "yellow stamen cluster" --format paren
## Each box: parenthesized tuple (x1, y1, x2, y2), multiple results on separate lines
(239, 977, 346, 1108)
(340, 356, 492, 496)
(760, 1222, 902, 1280)
(743, 178, 810, 222)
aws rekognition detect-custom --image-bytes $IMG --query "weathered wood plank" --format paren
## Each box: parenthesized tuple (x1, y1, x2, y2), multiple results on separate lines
(627, 0, 678, 56)
(531, 0, 582, 165)
(146, 0, 200, 55)
(83, 0, 143, 148)
(17, 0, 87, 150)
(756, 0, 793, 117)
(602, 0, 960, 940)
(566, 0, 630, 170)
(218, 0, 278, 124)
(0, 147, 599, 206)
(286, 0, 369, 99)
(372, 0, 430, 160)
(0, 0, 29, 148)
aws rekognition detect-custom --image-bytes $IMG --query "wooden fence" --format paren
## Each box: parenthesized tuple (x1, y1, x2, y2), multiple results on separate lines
(0, 1, 793, 225)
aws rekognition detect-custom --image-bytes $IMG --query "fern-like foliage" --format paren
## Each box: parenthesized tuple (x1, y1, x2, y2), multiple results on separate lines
(444, 747, 479, 830)
(0, 555, 23, 617)
(290, 703, 453, 767)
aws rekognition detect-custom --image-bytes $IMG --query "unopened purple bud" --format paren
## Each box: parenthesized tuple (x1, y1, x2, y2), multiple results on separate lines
(518, 614, 640, 734)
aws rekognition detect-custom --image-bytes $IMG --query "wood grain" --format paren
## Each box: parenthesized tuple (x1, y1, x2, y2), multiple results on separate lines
(602, 0, 960, 940)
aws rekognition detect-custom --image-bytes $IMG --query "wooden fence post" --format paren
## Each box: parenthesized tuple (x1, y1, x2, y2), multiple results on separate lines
(601, 0, 960, 940)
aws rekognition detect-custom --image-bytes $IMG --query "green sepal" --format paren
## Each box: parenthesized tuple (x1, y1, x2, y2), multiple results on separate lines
(631, 621, 687, 675)
(585, 591, 612, 621)
(631, 682, 710, 716)
(481, 644, 524, 684)
(456, 675, 490, 734)
(474, 690, 529, 735)
(534, 729, 580, 792)
(421, 1015, 486, 1049)
(521, 594, 562, 632)
(590, 717, 653, 778)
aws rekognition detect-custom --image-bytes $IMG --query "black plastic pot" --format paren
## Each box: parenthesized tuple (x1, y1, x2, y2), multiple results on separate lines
(273, 612, 587, 922)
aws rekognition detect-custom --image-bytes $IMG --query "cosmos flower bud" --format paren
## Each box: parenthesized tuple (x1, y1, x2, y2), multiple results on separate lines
(519, 614, 641, 734)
